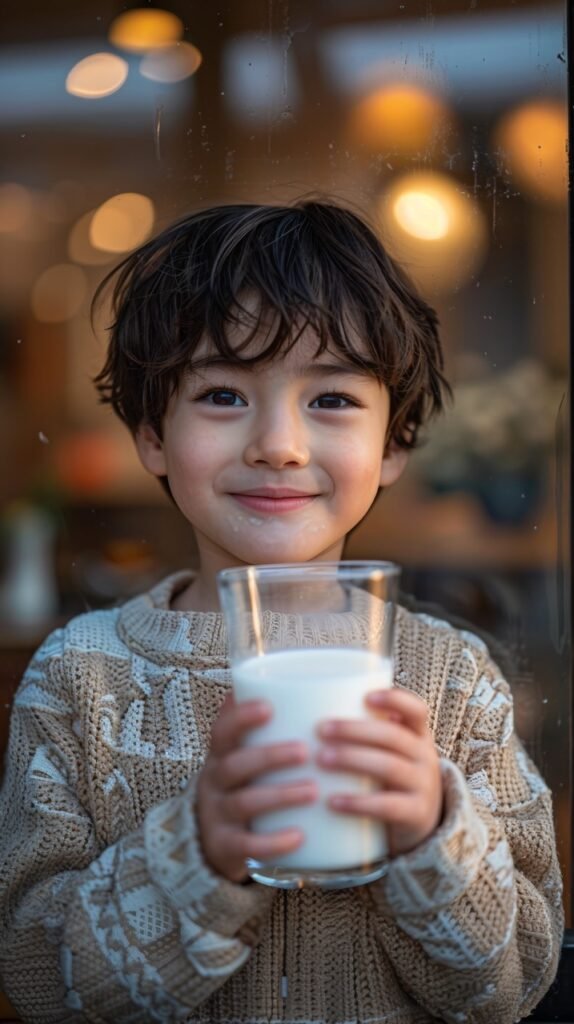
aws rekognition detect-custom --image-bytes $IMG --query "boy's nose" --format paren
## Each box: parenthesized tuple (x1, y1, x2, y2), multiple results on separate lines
(243, 414, 310, 468)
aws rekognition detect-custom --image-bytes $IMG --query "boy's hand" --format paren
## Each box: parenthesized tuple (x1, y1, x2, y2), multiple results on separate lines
(196, 693, 318, 883)
(316, 688, 443, 859)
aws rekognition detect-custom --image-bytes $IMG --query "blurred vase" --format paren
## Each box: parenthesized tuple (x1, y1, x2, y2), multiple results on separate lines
(0, 506, 59, 627)
(475, 471, 543, 525)
(429, 469, 542, 525)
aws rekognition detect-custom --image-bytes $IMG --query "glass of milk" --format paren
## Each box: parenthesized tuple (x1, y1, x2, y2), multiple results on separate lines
(216, 560, 400, 889)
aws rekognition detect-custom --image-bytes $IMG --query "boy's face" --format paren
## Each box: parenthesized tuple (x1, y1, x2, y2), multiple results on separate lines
(135, 319, 407, 581)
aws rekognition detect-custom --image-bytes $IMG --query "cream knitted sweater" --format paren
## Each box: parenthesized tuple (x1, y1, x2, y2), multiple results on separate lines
(0, 571, 563, 1024)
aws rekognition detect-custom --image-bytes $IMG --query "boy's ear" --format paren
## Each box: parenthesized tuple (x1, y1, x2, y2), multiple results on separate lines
(134, 423, 168, 477)
(380, 437, 409, 488)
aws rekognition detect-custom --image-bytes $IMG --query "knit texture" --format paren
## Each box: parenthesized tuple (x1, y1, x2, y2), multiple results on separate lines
(0, 570, 563, 1024)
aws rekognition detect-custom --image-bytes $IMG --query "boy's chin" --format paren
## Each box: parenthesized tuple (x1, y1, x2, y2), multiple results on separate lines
(221, 537, 342, 567)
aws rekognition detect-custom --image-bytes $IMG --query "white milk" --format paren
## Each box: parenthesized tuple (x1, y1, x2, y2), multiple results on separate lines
(232, 647, 393, 870)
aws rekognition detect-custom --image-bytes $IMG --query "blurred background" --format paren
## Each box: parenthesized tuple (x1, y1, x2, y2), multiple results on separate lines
(0, 0, 570, 927)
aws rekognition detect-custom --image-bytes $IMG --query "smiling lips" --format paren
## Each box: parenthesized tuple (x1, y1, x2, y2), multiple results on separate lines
(229, 487, 319, 515)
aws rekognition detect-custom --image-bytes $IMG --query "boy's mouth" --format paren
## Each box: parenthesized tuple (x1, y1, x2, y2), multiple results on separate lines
(229, 488, 319, 514)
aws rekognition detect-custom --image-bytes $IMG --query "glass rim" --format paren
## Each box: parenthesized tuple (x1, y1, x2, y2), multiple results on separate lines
(216, 560, 401, 584)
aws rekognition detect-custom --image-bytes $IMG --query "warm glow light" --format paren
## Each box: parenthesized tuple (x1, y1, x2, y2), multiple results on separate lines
(140, 41, 202, 83)
(0, 183, 34, 234)
(109, 9, 183, 53)
(31, 264, 87, 322)
(349, 84, 449, 155)
(53, 431, 122, 496)
(68, 211, 116, 265)
(66, 53, 129, 99)
(378, 171, 488, 294)
(393, 191, 449, 240)
(89, 193, 155, 253)
(494, 100, 567, 203)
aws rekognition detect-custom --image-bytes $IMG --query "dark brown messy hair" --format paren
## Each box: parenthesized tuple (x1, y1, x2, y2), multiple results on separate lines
(93, 198, 450, 462)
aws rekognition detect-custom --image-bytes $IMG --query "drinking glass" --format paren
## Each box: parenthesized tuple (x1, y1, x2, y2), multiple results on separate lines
(216, 560, 401, 889)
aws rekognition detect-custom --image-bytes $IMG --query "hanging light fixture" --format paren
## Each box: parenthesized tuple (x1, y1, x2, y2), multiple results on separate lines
(493, 99, 567, 203)
(89, 193, 155, 253)
(140, 41, 202, 83)
(66, 53, 129, 99)
(377, 171, 488, 294)
(68, 211, 116, 266)
(349, 83, 451, 156)
(109, 8, 184, 53)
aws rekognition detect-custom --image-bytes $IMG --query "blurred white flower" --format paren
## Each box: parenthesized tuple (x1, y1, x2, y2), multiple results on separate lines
(414, 358, 565, 484)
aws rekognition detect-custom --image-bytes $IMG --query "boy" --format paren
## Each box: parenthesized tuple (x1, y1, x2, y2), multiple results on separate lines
(0, 200, 563, 1023)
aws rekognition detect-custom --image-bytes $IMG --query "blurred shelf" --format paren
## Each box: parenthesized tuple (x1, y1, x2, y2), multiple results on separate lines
(347, 490, 564, 570)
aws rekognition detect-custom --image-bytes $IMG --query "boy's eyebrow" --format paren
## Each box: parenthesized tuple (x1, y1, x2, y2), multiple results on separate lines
(189, 356, 375, 378)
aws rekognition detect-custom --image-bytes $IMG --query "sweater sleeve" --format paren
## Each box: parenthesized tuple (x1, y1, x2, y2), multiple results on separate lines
(0, 631, 276, 1023)
(362, 643, 564, 1024)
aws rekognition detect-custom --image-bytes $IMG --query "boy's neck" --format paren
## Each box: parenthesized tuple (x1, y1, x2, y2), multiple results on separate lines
(170, 577, 220, 613)
(169, 541, 348, 614)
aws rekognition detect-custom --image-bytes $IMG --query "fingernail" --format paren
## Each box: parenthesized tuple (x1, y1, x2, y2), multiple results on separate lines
(367, 690, 389, 704)
(319, 746, 337, 763)
(318, 721, 336, 737)
(329, 796, 349, 809)
(288, 743, 308, 760)
(297, 783, 318, 798)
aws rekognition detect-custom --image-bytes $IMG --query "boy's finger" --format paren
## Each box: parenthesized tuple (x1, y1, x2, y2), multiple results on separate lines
(365, 688, 429, 736)
(223, 779, 318, 823)
(216, 740, 309, 789)
(317, 744, 418, 789)
(210, 697, 272, 755)
(327, 790, 418, 824)
(316, 717, 419, 758)
(228, 827, 305, 863)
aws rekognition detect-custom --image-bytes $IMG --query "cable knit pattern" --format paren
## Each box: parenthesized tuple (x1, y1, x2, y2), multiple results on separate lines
(0, 571, 563, 1024)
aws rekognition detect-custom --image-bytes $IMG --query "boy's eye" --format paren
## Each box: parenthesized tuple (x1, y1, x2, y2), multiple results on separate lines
(199, 389, 246, 406)
(311, 393, 358, 410)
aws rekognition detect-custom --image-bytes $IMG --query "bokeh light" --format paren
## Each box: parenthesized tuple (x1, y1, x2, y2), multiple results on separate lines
(52, 430, 123, 496)
(140, 41, 203, 83)
(393, 191, 450, 240)
(349, 84, 450, 155)
(68, 211, 116, 266)
(377, 171, 488, 293)
(0, 183, 34, 235)
(109, 8, 183, 53)
(31, 264, 87, 322)
(89, 193, 155, 253)
(494, 99, 567, 203)
(65, 53, 129, 99)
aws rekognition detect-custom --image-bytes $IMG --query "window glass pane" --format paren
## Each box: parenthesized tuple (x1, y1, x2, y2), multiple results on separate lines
(0, 0, 570, 937)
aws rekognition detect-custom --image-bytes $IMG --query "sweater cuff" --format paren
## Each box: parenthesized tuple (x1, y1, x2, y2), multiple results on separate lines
(144, 776, 276, 946)
(372, 758, 489, 917)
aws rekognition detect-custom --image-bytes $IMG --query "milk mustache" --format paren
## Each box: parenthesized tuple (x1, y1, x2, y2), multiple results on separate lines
(232, 646, 393, 870)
